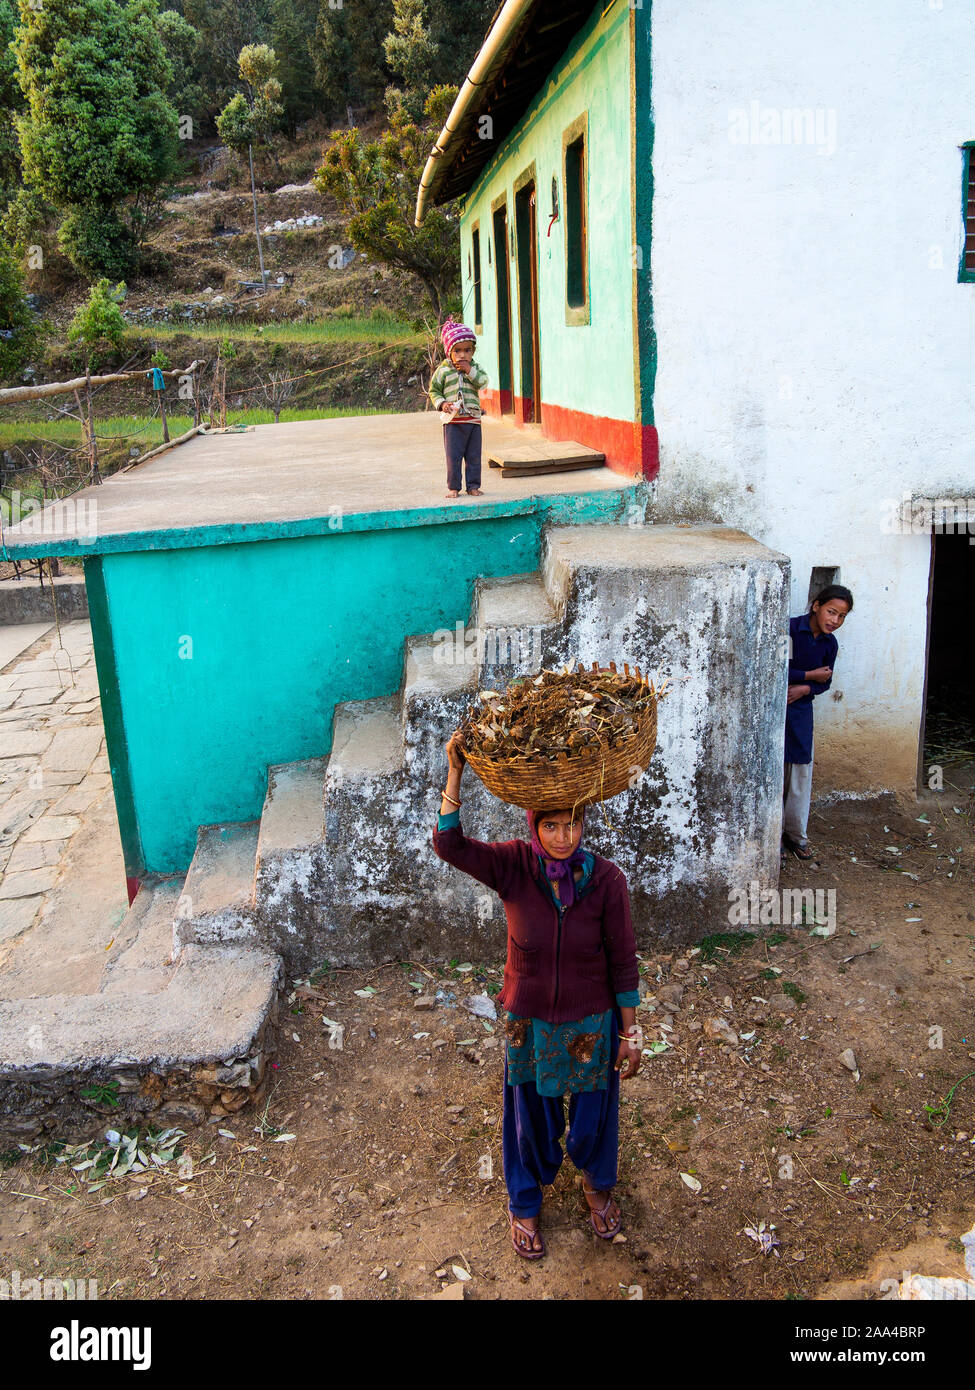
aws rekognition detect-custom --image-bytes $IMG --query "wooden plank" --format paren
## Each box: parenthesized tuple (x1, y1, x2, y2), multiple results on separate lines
(486, 440, 605, 469)
(499, 459, 602, 478)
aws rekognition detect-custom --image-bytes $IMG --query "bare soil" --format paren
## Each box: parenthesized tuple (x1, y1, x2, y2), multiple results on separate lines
(2, 792, 973, 1302)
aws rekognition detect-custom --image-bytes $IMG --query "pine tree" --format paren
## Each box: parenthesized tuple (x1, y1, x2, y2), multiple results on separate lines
(313, 0, 393, 117)
(182, 0, 274, 130)
(385, 0, 494, 121)
(270, 0, 317, 138)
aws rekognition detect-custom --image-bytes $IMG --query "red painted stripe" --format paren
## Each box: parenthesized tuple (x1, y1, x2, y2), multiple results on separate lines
(478, 393, 658, 479)
(126, 876, 141, 906)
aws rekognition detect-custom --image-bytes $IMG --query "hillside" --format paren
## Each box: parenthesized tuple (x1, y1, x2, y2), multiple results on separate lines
(0, 121, 443, 486)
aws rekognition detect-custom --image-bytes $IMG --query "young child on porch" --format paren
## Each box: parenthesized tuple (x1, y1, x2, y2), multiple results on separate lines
(428, 318, 489, 499)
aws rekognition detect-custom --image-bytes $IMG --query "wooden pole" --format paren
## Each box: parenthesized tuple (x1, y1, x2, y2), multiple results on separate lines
(85, 368, 101, 485)
(249, 144, 267, 290)
(0, 361, 204, 406)
(120, 423, 208, 471)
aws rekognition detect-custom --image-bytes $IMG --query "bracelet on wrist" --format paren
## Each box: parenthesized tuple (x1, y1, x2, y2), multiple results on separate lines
(441, 790, 461, 807)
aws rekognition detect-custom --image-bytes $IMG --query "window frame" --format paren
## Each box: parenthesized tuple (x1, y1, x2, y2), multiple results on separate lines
(563, 113, 590, 326)
(471, 220, 483, 330)
(959, 142, 975, 283)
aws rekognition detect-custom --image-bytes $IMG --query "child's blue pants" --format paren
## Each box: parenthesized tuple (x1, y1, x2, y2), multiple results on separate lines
(443, 422, 482, 491)
(502, 1046, 620, 1218)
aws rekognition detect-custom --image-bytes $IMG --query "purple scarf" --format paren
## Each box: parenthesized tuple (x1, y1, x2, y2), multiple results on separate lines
(527, 808, 587, 908)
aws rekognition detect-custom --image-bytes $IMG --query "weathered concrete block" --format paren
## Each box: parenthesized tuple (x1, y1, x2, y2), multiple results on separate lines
(253, 523, 789, 970)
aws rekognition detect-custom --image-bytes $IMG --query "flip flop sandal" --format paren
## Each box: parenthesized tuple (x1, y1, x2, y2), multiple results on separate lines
(790, 842, 816, 861)
(583, 1186, 622, 1239)
(509, 1214, 545, 1259)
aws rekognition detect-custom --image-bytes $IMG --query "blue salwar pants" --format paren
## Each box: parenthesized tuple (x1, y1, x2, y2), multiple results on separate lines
(502, 1045, 620, 1219)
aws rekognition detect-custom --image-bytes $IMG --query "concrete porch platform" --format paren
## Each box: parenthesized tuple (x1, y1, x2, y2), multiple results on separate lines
(0, 620, 279, 1144)
(1, 414, 637, 560)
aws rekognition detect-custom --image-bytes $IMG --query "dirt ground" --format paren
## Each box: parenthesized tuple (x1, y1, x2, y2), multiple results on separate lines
(1, 791, 973, 1303)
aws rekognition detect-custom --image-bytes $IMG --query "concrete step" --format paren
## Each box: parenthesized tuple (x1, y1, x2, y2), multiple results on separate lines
(101, 877, 183, 997)
(472, 572, 559, 684)
(174, 820, 261, 950)
(257, 758, 327, 864)
(0, 939, 279, 1075)
(474, 571, 558, 630)
(403, 633, 478, 705)
(328, 697, 402, 781)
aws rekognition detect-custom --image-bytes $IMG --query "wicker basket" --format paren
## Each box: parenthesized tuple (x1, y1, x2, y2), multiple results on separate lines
(463, 662, 658, 811)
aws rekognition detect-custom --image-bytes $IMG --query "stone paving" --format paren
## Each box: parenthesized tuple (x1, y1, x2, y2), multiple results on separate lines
(0, 620, 126, 965)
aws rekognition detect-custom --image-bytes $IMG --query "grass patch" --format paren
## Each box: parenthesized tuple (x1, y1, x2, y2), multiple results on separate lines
(781, 981, 807, 1005)
(698, 931, 756, 962)
(0, 405, 395, 460)
(128, 314, 421, 346)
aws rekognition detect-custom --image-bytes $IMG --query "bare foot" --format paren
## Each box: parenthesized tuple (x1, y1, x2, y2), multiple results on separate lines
(467, 487, 483, 496)
(445, 489, 459, 499)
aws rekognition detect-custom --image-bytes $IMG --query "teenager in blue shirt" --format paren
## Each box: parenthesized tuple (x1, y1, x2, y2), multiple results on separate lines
(783, 585, 854, 860)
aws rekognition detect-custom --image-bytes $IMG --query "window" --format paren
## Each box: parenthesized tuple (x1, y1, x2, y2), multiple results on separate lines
(961, 143, 975, 282)
(807, 567, 840, 609)
(563, 115, 589, 324)
(472, 224, 482, 328)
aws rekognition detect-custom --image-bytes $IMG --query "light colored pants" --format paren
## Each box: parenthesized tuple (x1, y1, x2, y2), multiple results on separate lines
(783, 756, 814, 847)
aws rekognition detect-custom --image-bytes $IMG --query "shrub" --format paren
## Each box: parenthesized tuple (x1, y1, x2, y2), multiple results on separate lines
(67, 279, 128, 365)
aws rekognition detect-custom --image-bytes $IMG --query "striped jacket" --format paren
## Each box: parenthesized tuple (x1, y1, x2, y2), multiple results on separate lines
(429, 359, 489, 419)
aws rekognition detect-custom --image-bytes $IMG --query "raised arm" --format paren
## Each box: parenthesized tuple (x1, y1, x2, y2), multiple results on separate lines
(432, 732, 517, 895)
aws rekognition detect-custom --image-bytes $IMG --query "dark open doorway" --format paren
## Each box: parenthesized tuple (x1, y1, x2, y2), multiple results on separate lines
(493, 202, 513, 415)
(514, 179, 541, 423)
(920, 532, 975, 797)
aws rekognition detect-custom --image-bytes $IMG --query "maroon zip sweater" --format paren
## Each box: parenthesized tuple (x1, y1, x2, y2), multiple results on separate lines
(432, 821, 639, 1024)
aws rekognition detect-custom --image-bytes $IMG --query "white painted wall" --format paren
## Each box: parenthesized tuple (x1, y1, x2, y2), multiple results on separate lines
(650, 0, 975, 790)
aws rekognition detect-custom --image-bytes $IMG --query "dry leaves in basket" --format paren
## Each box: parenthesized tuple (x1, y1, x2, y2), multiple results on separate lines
(460, 664, 661, 764)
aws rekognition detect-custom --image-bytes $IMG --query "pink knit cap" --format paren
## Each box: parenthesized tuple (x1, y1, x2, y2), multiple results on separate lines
(441, 318, 476, 355)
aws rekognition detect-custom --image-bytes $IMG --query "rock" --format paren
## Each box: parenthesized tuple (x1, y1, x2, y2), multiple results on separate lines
(157, 1101, 206, 1128)
(703, 1017, 738, 1046)
(839, 1048, 859, 1076)
(767, 993, 795, 1014)
(413, 995, 435, 1010)
(657, 984, 683, 1009)
(673, 958, 690, 973)
(434, 1282, 465, 1300)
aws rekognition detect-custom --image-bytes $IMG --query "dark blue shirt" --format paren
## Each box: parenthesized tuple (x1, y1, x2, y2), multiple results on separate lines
(785, 614, 838, 764)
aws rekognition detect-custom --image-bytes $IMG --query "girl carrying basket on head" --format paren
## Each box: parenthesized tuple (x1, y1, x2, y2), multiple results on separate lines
(433, 730, 642, 1260)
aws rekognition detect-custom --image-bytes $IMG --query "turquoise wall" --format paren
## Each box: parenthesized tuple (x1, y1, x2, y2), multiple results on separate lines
(460, 1, 635, 424)
(95, 497, 630, 873)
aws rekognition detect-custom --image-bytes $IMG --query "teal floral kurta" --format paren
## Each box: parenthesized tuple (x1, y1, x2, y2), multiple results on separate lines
(437, 811, 639, 1096)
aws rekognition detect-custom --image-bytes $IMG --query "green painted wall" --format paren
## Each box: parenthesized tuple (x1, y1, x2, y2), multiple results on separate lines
(460, 1, 634, 423)
(95, 494, 632, 873)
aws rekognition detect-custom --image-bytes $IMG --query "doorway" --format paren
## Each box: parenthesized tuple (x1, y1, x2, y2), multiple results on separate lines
(493, 202, 513, 414)
(514, 178, 541, 422)
(920, 532, 974, 797)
